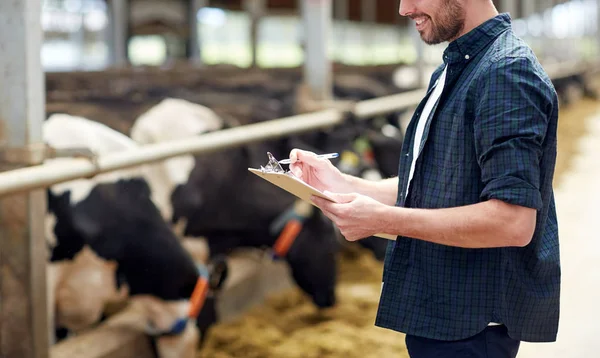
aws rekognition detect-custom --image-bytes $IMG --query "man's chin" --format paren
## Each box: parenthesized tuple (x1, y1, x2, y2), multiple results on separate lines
(419, 32, 443, 46)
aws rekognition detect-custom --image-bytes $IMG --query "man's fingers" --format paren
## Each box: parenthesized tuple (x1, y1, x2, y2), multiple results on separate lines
(312, 196, 341, 221)
(291, 149, 329, 168)
(311, 195, 346, 219)
(290, 162, 304, 178)
(289, 149, 300, 163)
(289, 149, 312, 178)
(310, 195, 329, 208)
(311, 195, 338, 214)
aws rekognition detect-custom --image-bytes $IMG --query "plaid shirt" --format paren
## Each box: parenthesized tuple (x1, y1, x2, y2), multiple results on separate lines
(375, 13, 560, 342)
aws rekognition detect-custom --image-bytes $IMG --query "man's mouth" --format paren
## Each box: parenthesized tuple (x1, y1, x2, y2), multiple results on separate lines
(413, 16, 429, 31)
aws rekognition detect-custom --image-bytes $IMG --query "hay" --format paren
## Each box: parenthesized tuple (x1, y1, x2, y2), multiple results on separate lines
(198, 247, 408, 358)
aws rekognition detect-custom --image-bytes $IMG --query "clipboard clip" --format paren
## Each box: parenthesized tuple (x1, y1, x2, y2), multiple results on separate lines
(260, 152, 288, 174)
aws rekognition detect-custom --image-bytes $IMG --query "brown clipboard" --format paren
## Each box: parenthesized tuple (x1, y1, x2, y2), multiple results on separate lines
(248, 168, 397, 241)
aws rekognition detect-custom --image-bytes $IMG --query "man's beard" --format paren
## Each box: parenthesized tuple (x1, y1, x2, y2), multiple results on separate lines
(419, 1, 466, 45)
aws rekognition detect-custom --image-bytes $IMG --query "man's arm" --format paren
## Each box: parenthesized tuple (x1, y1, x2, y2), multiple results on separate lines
(343, 174, 398, 206)
(378, 199, 536, 248)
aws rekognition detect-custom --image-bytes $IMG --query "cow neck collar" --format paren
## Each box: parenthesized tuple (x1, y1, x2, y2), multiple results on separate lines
(153, 263, 210, 337)
(269, 200, 314, 258)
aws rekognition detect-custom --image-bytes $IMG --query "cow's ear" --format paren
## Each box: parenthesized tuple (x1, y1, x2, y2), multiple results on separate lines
(71, 210, 102, 241)
(47, 189, 71, 216)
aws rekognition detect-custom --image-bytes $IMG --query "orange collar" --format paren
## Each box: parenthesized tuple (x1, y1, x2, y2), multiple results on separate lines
(272, 200, 313, 258)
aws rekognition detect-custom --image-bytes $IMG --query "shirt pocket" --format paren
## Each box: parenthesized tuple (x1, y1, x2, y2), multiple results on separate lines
(427, 111, 471, 170)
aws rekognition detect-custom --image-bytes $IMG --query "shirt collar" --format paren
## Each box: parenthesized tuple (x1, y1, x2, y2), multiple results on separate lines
(443, 12, 512, 65)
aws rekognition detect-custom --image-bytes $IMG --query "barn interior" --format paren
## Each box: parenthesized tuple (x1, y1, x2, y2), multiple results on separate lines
(1, 1, 600, 358)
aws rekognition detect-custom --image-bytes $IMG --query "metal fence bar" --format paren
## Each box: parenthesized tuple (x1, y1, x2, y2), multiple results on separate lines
(0, 87, 426, 198)
(354, 88, 427, 118)
(0, 107, 347, 197)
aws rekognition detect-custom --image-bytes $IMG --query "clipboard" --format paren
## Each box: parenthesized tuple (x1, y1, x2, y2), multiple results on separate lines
(249, 152, 397, 241)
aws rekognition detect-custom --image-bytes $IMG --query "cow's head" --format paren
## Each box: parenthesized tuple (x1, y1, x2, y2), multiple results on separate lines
(281, 209, 339, 308)
(170, 144, 252, 232)
(136, 253, 228, 345)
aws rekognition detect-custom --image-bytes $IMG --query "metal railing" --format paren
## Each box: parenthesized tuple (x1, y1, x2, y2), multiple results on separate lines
(0, 88, 427, 197)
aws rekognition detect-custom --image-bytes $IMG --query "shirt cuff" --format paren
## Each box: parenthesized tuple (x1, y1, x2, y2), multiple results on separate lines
(480, 176, 543, 210)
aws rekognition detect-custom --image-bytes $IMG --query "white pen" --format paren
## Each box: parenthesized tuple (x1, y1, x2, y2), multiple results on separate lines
(278, 152, 339, 165)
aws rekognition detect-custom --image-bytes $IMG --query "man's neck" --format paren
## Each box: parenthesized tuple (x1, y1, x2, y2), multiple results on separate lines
(450, 2, 499, 42)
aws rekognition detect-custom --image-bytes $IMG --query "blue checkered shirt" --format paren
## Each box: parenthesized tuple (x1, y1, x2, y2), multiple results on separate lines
(375, 13, 560, 342)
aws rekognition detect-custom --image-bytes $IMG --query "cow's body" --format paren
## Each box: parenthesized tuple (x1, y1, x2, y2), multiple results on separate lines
(44, 114, 228, 351)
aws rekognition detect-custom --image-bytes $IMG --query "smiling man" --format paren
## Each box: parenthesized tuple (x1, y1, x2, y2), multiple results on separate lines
(289, 0, 561, 357)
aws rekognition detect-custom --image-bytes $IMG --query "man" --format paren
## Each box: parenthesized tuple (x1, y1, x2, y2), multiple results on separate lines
(289, 1, 560, 357)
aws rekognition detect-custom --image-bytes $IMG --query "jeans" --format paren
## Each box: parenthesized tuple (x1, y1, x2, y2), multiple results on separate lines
(405, 325, 520, 358)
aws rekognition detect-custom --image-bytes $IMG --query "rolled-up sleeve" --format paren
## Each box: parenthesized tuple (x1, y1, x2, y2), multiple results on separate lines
(474, 56, 554, 210)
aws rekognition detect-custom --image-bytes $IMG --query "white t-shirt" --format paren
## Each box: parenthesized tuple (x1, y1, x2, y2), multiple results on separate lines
(405, 64, 448, 197)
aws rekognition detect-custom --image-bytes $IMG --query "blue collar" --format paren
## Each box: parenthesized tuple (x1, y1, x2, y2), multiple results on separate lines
(442, 13, 512, 65)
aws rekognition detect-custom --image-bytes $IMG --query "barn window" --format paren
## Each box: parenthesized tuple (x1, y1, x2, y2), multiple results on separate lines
(128, 35, 168, 66)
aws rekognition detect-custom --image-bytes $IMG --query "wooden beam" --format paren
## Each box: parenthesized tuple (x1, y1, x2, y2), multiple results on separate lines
(107, 0, 130, 66)
(0, 0, 48, 357)
(302, 0, 333, 101)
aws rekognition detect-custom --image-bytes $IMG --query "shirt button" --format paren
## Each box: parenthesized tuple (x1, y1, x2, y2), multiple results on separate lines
(465, 54, 470, 60)
(405, 153, 409, 157)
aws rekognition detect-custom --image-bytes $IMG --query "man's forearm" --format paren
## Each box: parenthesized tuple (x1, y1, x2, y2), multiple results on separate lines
(378, 199, 536, 248)
(343, 174, 398, 206)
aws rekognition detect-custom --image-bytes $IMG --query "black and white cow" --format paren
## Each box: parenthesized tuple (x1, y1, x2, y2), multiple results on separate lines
(43, 114, 228, 351)
(130, 99, 340, 308)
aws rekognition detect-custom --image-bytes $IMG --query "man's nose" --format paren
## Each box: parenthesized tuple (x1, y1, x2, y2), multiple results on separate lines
(399, 0, 416, 17)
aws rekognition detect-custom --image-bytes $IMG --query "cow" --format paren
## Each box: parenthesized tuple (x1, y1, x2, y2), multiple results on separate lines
(130, 95, 403, 276)
(130, 98, 340, 309)
(43, 114, 229, 351)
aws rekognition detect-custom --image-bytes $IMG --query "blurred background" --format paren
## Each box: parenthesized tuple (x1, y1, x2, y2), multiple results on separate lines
(1, 1, 599, 358)
(40, 0, 599, 69)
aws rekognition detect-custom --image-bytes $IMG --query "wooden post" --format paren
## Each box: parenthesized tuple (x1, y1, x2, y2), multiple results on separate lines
(244, 0, 266, 68)
(0, 0, 49, 357)
(333, 0, 348, 61)
(188, 0, 207, 65)
(302, 0, 333, 101)
(107, 0, 129, 66)
(360, 0, 377, 64)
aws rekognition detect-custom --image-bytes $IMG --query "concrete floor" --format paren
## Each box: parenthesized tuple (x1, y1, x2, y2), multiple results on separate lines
(517, 112, 600, 357)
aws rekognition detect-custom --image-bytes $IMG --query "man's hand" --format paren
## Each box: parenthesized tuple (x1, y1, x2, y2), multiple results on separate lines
(289, 149, 352, 193)
(311, 191, 387, 242)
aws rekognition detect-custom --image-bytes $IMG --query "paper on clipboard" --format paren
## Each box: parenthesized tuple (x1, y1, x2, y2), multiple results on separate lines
(248, 168, 397, 241)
